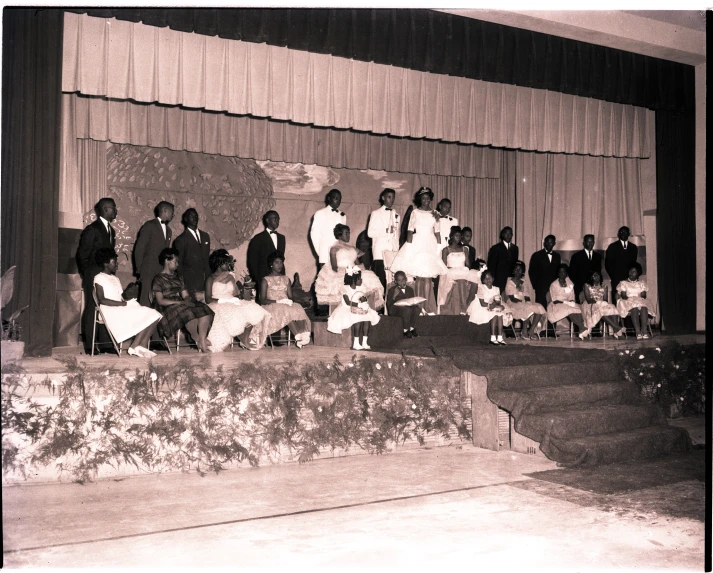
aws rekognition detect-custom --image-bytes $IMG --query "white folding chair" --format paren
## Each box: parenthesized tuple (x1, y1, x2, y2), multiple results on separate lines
(91, 287, 123, 356)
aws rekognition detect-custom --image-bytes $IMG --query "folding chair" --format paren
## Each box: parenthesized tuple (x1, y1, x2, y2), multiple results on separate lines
(267, 327, 292, 349)
(148, 290, 181, 354)
(91, 287, 123, 356)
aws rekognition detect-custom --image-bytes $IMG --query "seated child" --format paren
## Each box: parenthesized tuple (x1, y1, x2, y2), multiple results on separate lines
(327, 266, 381, 350)
(386, 271, 421, 338)
(466, 269, 513, 346)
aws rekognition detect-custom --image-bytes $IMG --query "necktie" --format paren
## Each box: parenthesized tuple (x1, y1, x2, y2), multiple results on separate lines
(193, 229, 200, 242)
(506, 243, 509, 251)
(588, 251, 592, 261)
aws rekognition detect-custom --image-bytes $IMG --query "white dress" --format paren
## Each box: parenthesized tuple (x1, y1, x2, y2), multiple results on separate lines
(616, 279, 655, 318)
(93, 273, 162, 343)
(467, 285, 513, 326)
(437, 250, 481, 308)
(504, 278, 546, 320)
(315, 242, 385, 309)
(546, 278, 581, 323)
(207, 276, 272, 352)
(390, 209, 448, 279)
(327, 285, 381, 334)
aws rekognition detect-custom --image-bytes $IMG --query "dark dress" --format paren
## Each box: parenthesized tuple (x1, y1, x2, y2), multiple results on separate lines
(151, 273, 214, 338)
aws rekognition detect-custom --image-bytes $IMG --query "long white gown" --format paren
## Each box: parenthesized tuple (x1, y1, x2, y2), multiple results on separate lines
(390, 209, 448, 279)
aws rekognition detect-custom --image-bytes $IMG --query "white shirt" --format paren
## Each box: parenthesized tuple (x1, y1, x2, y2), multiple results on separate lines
(367, 205, 400, 260)
(620, 240, 629, 249)
(436, 215, 458, 252)
(546, 251, 553, 262)
(188, 228, 201, 242)
(310, 206, 346, 264)
(267, 229, 278, 249)
(586, 249, 593, 260)
(99, 216, 112, 235)
(503, 241, 511, 250)
(157, 217, 167, 239)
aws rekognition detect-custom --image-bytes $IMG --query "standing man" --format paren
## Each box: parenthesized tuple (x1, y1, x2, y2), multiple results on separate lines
(605, 226, 638, 301)
(487, 226, 519, 292)
(528, 235, 562, 309)
(310, 189, 346, 272)
(133, 201, 174, 306)
(435, 198, 458, 256)
(172, 208, 211, 301)
(569, 234, 603, 302)
(75, 197, 117, 353)
(367, 188, 400, 290)
(247, 210, 286, 302)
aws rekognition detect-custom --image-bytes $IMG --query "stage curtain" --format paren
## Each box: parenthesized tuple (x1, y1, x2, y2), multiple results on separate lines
(655, 109, 696, 334)
(515, 151, 644, 276)
(65, 8, 694, 114)
(64, 93, 501, 178)
(1, 8, 63, 357)
(62, 13, 651, 158)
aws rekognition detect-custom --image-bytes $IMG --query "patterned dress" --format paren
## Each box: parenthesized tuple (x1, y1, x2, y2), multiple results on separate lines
(467, 285, 513, 326)
(151, 273, 214, 339)
(261, 275, 312, 346)
(546, 278, 581, 323)
(207, 275, 272, 352)
(581, 284, 620, 329)
(616, 279, 655, 318)
(504, 278, 545, 321)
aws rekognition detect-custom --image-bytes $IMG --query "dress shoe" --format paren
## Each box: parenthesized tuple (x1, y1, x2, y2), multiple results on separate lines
(410, 330, 418, 338)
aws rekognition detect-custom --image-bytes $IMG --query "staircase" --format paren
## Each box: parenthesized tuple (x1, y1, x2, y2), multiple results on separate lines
(456, 350, 691, 467)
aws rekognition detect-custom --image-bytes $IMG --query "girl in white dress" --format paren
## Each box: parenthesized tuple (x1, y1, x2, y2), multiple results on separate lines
(437, 227, 481, 313)
(390, 187, 448, 314)
(467, 269, 513, 345)
(205, 250, 272, 352)
(547, 264, 589, 339)
(315, 224, 384, 311)
(327, 268, 381, 350)
(616, 262, 654, 339)
(92, 248, 162, 358)
(504, 261, 546, 340)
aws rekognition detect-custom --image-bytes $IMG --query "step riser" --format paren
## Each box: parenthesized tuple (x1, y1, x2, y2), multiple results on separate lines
(487, 361, 620, 390)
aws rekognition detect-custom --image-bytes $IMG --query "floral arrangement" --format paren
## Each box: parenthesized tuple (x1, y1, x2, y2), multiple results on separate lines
(617, 342, 705, 418)
(1, 355, 470, 483)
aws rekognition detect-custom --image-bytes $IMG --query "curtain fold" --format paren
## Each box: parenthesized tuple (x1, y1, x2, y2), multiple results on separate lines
(65, 93, 502, 178)
(63, 13, 651, 158)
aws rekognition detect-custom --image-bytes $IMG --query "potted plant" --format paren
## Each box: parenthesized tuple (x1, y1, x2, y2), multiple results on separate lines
(1, 266, 28, 366)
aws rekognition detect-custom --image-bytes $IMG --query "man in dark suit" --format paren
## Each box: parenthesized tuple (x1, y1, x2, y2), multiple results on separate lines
(133, 201, 174, 306)
(487, 226, 518, 292)
(568, 234, 603, 302)
(528, 234, 561, 308)
(75, 198, 117, 353)
(247, 210, 286, 302)
(605, 226, 638, 302)
(172, 208, 211, 301)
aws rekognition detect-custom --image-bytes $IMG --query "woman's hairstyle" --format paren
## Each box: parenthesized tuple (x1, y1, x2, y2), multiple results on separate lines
(628, 262, 643, 277)
(584, 270, 602, 286)
(158, 247, 180, 266)
(333, 223, 350, 239)
(95, 247, 118, 267)
(180, 207, 198, 226)
(267, 251, 285, 268)
(499, 226, 513, 241)
(512, 260, 526, 275)
(448, 226, 462, 242)
(474, 258, 487, 271)
(556, 263, 570, 276)
(379, 188, 396, 204)
(414, 186, 434, 207)
(344, 269, 362, 286)
(480, 269, 494, 283)
(208, 249, 233, 273)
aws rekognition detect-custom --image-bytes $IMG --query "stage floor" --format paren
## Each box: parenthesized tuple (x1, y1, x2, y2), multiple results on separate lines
(12, 333, 705, 376)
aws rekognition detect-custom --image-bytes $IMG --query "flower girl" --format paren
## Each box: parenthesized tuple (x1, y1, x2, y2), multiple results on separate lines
(467, 269, 513, 346)
(327, 266, 381, 350)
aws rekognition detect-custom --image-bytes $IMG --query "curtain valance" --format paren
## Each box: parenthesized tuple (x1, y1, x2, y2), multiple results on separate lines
(63, 13, 651, 159)
(65, 94, 502, 178)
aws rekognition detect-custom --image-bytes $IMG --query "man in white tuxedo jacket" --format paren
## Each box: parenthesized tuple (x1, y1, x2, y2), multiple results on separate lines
(367, 188, 400, 290)
(310, 189, 347, 271)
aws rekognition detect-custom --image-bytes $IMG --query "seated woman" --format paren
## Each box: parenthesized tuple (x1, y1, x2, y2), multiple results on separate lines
(547, 264, 589, 340)
(467, 269, 513, 345)
(503, 260, 546, 340)
(327, 267, 381, 350)
(205, 249, 272, 352)
(93, 248, 162, 358)
(582, 270, 625, 338)
(616, 262, 654, 340)
(260, 252, 312, 349)
(437, 226, 481, 315)
(151, 247, 214, 352)
(386, 271, 421, 338)
(315, 224, 384, 311)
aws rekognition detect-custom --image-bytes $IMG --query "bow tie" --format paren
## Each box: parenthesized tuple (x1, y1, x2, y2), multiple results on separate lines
(268, 230, 277, 234)
(160, 220, 169, 225)
(546, 251, 552, 255)
(331, 208, 341, 213)
(447, 216, 453, 220)
(384, 208, 392, 211)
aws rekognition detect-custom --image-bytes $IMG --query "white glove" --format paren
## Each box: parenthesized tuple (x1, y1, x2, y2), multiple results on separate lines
(277, 298, 293, 306)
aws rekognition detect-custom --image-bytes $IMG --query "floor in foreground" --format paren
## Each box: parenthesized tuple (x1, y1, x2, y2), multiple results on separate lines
(2, 445, 704, 570)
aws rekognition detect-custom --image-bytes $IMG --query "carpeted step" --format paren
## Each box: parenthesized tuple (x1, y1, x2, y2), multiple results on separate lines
(540, 425, 692, 467)
(489, 381, 641, 417)
(515, 404, 668, 442)
(485, 361, 620, 391)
